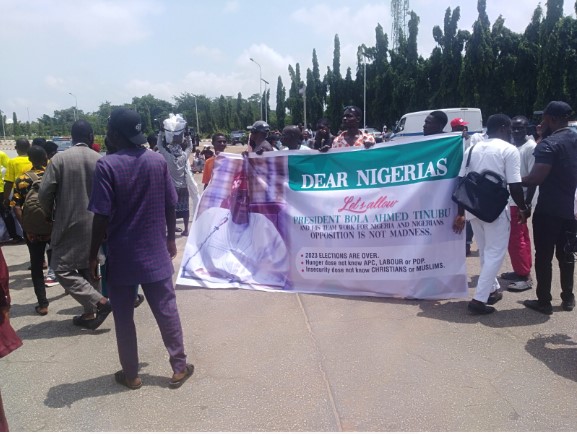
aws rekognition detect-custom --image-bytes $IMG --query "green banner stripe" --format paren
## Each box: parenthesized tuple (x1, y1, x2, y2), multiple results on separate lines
(288, 135, 463, 191)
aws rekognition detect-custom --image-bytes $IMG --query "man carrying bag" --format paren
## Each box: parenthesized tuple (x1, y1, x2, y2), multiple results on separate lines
(452, 114, 530, 314)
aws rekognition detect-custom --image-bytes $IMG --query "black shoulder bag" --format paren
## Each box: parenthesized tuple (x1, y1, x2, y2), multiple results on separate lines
(451, 143, 510, 223)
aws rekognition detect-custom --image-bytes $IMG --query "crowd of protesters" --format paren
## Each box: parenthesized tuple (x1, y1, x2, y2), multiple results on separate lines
(1, 99, 577, 429)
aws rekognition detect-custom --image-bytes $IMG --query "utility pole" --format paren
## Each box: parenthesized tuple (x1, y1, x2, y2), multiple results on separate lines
(391, 0, 410, 51)
(250, 58, 263, 119)
(299, 83, 307, 129)
(0, 109, 5, 139)
(261, 78, 269, 123)
(69, 92, 78, 121)
(363, 52, 367, 128)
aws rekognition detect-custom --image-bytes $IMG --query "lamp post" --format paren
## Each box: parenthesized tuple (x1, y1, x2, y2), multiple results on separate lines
(192, 94, 200, 134)
(363, 51, 367, 129)
(0, 109, 5, 139)
(249, 57, 262, 119)
(261, 78, 269, 123)
(68, 92, 78, 121)
(299, 83, 307, 130)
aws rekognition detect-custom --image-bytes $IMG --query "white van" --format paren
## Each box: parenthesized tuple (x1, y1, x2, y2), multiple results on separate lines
(392, 108, 483, 139)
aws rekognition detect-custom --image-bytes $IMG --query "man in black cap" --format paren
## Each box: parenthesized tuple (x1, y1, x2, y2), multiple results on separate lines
(247, 120, 274, 154)
(38, 120, 111, 329)
(89, 108, 193, 389)
(522, 101, 577, 315)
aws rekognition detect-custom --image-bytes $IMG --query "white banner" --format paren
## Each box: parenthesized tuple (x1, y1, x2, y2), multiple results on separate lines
(177, 134, 468, 300)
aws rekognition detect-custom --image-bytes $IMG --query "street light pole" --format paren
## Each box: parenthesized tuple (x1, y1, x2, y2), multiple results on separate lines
(68, 92, 78, 121)
(261, 78, 269, 123)
(249, 57, 262, 119)
(299, 83, 307, 130)
(192, 94, 200, 134)
(0, 109, 5, 139)
(363, 52, 367, 129)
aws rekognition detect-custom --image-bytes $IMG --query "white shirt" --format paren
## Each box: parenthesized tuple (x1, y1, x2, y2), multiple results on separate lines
(459, 138, 521, 220)
(508, 138, 537, 206)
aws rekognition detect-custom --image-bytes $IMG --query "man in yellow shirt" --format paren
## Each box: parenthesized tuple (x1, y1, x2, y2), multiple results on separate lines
(0, 149, 18, 241)
(2, 139, 31, 243)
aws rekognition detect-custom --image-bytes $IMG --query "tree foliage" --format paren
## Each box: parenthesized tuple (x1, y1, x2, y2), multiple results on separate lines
(14, 0, 577, 139)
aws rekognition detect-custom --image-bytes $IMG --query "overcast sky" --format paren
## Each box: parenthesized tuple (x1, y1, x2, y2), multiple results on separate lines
(1, 0, 574, 123)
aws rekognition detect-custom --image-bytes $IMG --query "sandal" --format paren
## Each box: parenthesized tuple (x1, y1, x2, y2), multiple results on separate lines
(134, 294, 145, 308)
(35, 305, 48, 316)
(168, 363, 194, 389)
(114, 370, 142, 390)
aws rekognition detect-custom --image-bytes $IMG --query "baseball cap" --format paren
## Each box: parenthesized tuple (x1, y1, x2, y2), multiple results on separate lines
(450, 118, 468, 128)
(247, 120, 270, 133)
(543, 101, 573, 118)
(108, 108, 147, 145)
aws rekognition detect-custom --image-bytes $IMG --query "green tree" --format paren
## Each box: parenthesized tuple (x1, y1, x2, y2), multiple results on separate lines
(12, 112, 19, 136)
(287, 64, 304, 125)
(536, 0, 565, 108)
(431, 7, 469, 107)
(275, 77, 287, 129)
(132, 94, 173, 134)
(460, 0, 493, 115)
(516, 5, 542, 116)
(326, 35, 344, 132)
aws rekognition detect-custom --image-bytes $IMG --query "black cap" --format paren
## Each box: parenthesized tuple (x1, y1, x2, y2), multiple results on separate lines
(108, 108, 147, 145)
(543, 101, 573, 118)
(248, 120, 270, 133)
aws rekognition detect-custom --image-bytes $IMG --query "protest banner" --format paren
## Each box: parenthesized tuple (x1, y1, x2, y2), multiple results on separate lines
(177, 134, 468, 300)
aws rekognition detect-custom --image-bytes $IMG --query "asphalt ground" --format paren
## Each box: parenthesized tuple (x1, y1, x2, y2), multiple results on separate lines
(1, 155, 577, 431)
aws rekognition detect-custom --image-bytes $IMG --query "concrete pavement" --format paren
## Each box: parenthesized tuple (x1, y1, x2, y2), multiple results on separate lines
(1, 225, 577, 431)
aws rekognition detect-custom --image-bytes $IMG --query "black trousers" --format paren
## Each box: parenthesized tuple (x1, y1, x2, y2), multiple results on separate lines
(0, 203, 18, 239)
(26, 238, 50, 307)
(533, 213, 576, 303)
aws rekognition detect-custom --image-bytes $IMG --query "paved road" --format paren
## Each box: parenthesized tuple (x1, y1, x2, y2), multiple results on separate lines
(1, 201, 577, 430)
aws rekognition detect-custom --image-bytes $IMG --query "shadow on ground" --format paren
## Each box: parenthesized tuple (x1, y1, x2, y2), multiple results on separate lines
(43, 363, 178, 408)
(525, 333, 577, 382)
(16, 320, 110, 339)
(417, 300, 551, 327)
(9, 294, 68, 319)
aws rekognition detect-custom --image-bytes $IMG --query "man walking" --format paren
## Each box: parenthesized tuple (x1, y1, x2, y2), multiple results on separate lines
(500, 116, 537, 292)
(157, 114, 195, 236)
(12, 146, 51, 315)
(522, 101, 577, 314)
(3, 138, 32, 243)
(452, 114, 529, 314)
(89, 108, 193, 390)
(38, 120, 111, 329)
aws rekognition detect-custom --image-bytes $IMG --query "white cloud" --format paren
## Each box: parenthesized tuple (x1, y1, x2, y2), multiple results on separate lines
(125, 79, 178, 101)
(0, 0, 161, 47)
(224, 0, 240, 13)
(190, 45, 225, 62)
(123, 44, 296, 105)
(44, 76, 67, 90)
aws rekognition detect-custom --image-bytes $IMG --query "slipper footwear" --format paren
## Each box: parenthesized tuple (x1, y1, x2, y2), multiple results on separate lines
(114, 370, 142, 390)
(169, 363, 194, 389)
